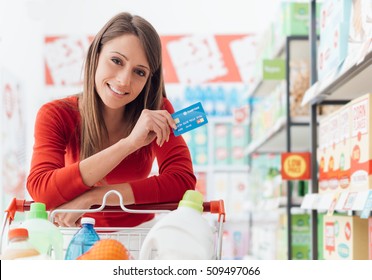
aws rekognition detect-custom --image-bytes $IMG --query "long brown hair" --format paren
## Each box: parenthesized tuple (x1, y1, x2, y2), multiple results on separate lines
(79, 12, 166, 159)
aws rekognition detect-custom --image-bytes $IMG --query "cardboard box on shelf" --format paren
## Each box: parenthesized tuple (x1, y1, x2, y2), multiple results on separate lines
(337, 106, 352, 190)
(317, 213, 325, 260)
(369, 217, 372, 260)
(318, 115, 332, 193)
(318, 22, 350, 81)
(317, 93, 372, 193)
(348, 0, 372, 58)
(323, 214, 368, 260)
(214, 123, 230, 165)
(327, 113, 340, 192)
(318, 0, 352, 80)
(230, 124, 249, 165)
(291, 214, 311, 260)
(276, 213, 288, 260)
(281, 2, 320, 36)
(349, 93, 372, 191)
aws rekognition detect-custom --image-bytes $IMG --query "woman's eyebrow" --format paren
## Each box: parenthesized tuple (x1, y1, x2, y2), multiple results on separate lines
(110, 51, 150, 71)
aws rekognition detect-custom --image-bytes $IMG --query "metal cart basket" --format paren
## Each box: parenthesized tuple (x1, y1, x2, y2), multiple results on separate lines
(1, 190, 226, 260)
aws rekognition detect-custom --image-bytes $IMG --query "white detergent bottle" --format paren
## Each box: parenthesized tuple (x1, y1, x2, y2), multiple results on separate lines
(139, 190, 215, 260)
(21, 202, 64, 260)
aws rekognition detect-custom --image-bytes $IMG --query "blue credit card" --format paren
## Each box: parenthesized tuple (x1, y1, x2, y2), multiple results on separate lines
(172, 102, 208, 136)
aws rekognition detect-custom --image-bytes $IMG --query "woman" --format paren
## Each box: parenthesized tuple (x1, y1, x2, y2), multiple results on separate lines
(26, 12, 196, 227)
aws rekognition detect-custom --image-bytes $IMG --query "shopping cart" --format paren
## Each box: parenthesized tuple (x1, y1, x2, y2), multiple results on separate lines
(1, 190, 226, 260)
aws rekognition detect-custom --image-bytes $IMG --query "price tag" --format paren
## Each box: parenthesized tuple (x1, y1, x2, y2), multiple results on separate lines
(327, 192, 340, 216)
(340, 53, 358, 74)
(360, 190, 372, 219)
(302, 82, 319, 106)
(301, 193, 317, 210)
(356, 39, 372, 65)
(342, 192, 357, 210)
(317, 192, 334, 211)
(318, 70, 338, 92)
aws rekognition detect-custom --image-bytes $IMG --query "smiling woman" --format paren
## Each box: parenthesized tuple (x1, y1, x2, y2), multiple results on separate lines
(94, 34, 150, 111)
(26, 12, 196, 228)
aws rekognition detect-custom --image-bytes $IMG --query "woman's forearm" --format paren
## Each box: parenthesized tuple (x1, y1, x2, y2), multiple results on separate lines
(78, 137, 136, 187)
(89, 183, 135, 206)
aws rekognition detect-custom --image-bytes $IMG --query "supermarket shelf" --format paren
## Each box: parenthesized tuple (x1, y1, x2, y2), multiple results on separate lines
(194, 165, 249, 173)
(255, 196, 304, 211)
(244, 116, 311, 155)
(193, 166, 209, 173)
(212, 165, 249, 172)
(244, 38, 287, 99)
(246, 38, 309, 100)
(300, 190, 372, 212)
(246, 79, 284, 99)
(302, 44, 372, 105)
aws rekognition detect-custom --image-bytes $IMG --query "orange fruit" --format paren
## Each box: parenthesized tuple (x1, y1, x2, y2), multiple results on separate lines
(77, 239, 130, 260)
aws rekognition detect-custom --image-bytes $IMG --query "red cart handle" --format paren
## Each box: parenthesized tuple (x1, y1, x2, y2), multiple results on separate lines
(4, 198, 32, 223)
(96, 200, 226, 222)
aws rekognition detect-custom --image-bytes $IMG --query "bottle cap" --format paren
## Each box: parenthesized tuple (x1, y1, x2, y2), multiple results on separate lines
(27, 202, 48, 220)
(81, 217, 95, 225)
(178, 190, 204, 213)
(8, 228, 29, 240)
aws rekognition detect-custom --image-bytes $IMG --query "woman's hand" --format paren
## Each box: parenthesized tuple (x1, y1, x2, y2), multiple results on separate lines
(52, 193, 93, 227)
(51, 183, 135, 227)
(128, 109, 177, 149)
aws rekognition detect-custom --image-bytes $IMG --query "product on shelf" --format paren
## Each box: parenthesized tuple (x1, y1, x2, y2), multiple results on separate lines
(318, 93, 372, 193)
(348, 0, 372, 60)
(369, 217, 372, 260)
(317, 0, 352, 81)
(291, 214, 311, 260)
(289, 60, 310, 116)
(214, 123, 230, 165)
(323, 214, 368, 260)
(281, 1, 320, 37)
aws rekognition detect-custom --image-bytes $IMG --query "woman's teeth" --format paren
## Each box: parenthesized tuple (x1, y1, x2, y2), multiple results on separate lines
(109, 85, 127, 95)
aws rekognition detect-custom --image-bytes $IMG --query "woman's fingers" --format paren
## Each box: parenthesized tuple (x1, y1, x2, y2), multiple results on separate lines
(151, 114, 171, 145)
(141, 109, 176, 146)
(53, 210, 83, 227)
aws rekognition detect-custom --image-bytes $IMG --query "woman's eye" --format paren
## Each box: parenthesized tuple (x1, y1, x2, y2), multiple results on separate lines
(111, 58, 122, 65)
(135, 69, 146, 77)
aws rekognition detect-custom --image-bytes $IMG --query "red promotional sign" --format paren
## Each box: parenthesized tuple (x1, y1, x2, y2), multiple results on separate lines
(281, 152, 311, 180)
(325, 221, 336, 254)
(344, 222, 351, 241)
(45, 34, 255, 86)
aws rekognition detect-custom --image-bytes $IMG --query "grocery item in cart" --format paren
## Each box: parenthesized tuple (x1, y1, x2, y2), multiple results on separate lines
(65, 217, 100, 260)
(77, 239, 130, 260)
(0, 228, 41, 260)
(139, 190, 215, 260)
(21, 202, 64, 260)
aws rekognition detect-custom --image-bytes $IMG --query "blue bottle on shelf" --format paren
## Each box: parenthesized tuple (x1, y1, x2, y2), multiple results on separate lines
(65, 217, 100, 260)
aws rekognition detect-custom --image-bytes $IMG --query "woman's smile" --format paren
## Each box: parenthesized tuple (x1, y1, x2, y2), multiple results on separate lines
(107, 83, 129, 96)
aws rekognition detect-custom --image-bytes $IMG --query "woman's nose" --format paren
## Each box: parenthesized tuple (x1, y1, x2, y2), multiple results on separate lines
(116, 68, 131, 85)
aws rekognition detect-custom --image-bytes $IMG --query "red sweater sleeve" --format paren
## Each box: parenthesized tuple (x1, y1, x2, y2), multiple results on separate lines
(26, 98, 90, 209)
(129, 98, 197, 204)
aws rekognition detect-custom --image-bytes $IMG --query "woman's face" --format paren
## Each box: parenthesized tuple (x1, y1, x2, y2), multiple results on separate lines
(95, 34, 150, 111)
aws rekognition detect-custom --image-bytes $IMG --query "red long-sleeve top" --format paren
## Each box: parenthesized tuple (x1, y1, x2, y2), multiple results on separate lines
(26, 95, 196, 227)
